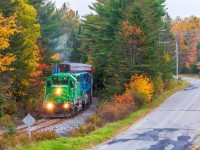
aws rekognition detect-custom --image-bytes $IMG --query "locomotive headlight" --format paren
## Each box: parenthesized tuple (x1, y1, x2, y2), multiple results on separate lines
(63, 103, 70, 109)
(46, 102, 54, 109)
(56, 88, 62, 95)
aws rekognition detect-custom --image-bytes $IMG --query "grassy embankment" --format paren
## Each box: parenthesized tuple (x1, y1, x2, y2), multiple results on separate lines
(180, 74, 199, 78)
(17, 81, 189, 150)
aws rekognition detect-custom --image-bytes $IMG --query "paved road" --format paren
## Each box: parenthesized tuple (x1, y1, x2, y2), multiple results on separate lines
(92, 77, 200, 150)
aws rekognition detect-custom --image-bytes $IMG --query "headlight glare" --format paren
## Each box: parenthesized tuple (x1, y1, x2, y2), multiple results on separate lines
(56, 88, 62, 95)
(63, 103, 70, 109)
(47, 102, 53, 109)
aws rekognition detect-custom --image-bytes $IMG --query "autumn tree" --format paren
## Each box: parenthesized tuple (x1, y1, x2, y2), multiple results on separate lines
(0, 13, 18, 72)
(125, 74, 154, 103)
(0, 12, 19, 115)
(27, 0, 63, 102)
(171, 16, 200, 73)
(0, 0, 41, 108)
(117, 21, 145, 69)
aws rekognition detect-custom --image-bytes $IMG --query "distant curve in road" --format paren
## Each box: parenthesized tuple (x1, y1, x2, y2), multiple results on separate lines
(92, 77, 200, 150)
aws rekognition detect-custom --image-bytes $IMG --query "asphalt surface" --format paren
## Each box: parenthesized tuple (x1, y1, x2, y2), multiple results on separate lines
(92, 77, 200, 150)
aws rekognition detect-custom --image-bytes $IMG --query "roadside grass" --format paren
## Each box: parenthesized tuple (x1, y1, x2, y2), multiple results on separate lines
(180, 74, 200, 78)
(16, 81, 189, 150)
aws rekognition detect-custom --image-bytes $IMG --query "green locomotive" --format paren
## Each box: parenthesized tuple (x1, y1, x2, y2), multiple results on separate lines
(43, 62, 93, 117)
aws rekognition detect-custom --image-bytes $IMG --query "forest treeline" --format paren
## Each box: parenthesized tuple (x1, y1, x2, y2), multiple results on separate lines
(0, 0, 200, 117)
(81, 0, 174, 98)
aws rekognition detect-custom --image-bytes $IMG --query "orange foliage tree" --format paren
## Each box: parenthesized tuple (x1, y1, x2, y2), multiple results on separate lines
(117, 21, 145, 68)
(0, 13, 18, 72)
(29, 43, 49, 95)
(171, 16, 200, 70)
(125, 74, 154, 103)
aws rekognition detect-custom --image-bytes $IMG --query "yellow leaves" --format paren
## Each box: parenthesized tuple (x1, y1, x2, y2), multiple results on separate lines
(51, 53, 61, 60)
(61, 7, 80, 33)
(163, 53, 170, 62)
(0, 13, 18, 72)
(122, 21, 142, 37)
(31, 70, 41, 77)
(0, 53, 16, 72)
(0, 38, 10, 50)
(86, 55, 94, 66)
(196, 62, 200, 69)
(18, 91, 27, 96)
(125, 74, 154, 102)
(120, 20, 145, 45)
(0, 13, 18, 50)
(21, 79, 29, 87)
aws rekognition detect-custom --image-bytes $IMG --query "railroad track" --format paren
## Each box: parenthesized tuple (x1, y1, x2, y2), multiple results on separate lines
(0, 102, 94, 137)
(0, 118, 63, 137)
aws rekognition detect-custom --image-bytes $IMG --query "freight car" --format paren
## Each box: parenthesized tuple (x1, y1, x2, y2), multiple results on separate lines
(43, 62, 93, 117)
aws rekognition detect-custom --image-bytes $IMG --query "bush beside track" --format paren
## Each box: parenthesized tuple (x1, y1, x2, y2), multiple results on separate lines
(14, 79, 189, 150)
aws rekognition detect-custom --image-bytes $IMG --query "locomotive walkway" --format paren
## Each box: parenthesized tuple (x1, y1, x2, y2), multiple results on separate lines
(92, 77, 200, 150)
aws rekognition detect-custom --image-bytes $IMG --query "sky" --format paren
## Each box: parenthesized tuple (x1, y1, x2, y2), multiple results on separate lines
(165, 0, 200, 19)
(54, 0, 95, 17)
(54, 0, 200, 19)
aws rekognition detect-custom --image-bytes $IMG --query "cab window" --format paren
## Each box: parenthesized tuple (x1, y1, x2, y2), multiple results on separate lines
(61, 77, 68, 85)
(52, 77, 60, 85)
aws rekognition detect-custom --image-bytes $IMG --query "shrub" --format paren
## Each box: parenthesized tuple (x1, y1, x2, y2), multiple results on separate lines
(97, 92, 136, 122)
(125, 74, 154, 102)
(0, 115, 16, 137)
(4, 124, 16, 137)
(69, 129, 81, 137)
(86, 115, 105, 127)
(32, 130, 57, 141)
(0, 130, 57, 150)
(17, 133, 32, 147)
(164, 78, 177, 90)
(114, 92, 134, 104)
(3, 102, 17, 115)
(133, 91, 148, 108)
(153, 75, 164, 94)
(0, 138, 9, 150)
(97, 103, 121, 122)
(101, 84, 125, 101)
(113, 92, 136, 116)
(69, 124, 96, 137)
(3, 135, 19, 148)
(70, 92, 137, 137)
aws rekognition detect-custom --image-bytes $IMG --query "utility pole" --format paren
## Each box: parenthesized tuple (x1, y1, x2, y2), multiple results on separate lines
(175, 40, 179, 79)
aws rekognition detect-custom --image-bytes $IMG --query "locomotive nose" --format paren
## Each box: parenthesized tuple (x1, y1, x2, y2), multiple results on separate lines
(56, 87, 62, 95)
